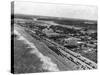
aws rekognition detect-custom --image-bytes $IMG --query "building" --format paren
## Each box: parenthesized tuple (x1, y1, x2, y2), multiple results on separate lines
(42, 28, 60, 38)
(64, 37, 81, 46)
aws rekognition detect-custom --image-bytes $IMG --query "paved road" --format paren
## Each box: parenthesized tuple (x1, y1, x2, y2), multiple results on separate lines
(15, 22, 97, 70)
(25, 28, 97, 70)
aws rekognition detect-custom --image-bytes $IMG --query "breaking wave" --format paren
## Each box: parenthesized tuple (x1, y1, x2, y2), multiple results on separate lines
(14, 28, 60, 72)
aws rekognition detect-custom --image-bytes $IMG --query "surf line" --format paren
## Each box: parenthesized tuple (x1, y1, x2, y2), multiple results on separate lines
(14, 29, 60, 72)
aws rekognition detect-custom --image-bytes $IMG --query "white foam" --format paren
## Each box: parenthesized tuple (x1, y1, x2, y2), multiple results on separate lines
(14, 28, 60, 72)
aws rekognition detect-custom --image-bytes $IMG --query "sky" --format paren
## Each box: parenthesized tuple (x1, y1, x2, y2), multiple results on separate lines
(14, 1, 98, 20)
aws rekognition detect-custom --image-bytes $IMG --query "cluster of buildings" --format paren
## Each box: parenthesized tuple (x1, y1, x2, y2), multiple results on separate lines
(41, 24, 97, 54)
(15, 18, 97, 62)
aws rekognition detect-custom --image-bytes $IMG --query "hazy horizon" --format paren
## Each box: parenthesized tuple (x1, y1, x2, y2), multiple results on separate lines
(13, 1, 98, 20)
